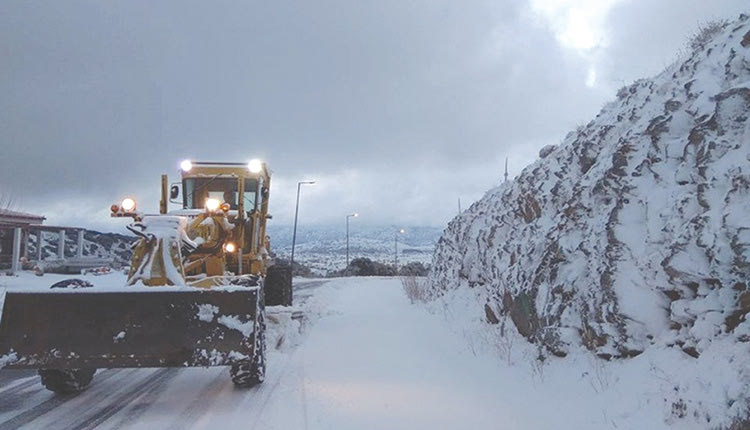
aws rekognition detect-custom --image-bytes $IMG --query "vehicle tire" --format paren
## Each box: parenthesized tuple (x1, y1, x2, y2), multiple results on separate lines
(49, 279, 93, 289)
(231, 294, 266, 387)
(265, 263, 292, 306)
(38, 368, 96, 394)
(40, 279, 97, 394)
(229, 274, 261, 288)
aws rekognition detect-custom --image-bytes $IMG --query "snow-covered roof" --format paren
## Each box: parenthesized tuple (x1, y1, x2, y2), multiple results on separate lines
(0, 208, 45, 227)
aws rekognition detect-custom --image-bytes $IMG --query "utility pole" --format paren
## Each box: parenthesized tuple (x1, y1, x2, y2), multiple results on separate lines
(504, 157, 509, 183)
(346, 213, 358, 275)
(394, 228, 405, 272)
(457, 198, 462, 232)
(290, 181, 316, 273)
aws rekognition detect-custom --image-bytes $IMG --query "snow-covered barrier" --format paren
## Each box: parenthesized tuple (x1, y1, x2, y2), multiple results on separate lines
(429, 14, 750, 422)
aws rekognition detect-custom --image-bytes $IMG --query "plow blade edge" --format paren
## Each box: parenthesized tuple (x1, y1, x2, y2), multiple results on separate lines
(0, 288, 259, 369)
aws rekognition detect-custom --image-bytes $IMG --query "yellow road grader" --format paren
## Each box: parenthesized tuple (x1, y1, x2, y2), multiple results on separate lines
(0, 160, 292, 393)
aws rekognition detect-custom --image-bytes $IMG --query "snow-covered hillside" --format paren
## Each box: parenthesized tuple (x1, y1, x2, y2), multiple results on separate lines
(429, 15, 750, 427)
(25, 230, 134, 268)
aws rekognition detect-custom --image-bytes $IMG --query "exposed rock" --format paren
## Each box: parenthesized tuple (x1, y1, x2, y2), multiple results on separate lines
(429, 13, 750, 367)
(539, 144, 556, 159)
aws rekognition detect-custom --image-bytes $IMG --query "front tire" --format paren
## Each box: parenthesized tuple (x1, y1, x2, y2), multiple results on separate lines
(231, 299, 266, 387)
(38, 368, 96, 394)
(40, 279, 97, 394)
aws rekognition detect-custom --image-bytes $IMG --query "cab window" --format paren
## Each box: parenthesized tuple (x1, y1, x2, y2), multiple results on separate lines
(243, 178, 258, 211)
(183, 177, 239, 209)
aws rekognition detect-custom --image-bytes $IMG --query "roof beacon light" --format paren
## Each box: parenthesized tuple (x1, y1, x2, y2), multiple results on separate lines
(180, 160, 193, 172)
(247, 159, 263, 173)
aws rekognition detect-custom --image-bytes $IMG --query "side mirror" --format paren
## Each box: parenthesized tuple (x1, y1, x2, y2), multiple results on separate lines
(170, 185, 180, 200)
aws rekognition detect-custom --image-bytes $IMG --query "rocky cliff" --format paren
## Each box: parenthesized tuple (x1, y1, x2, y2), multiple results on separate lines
(430, 16, 750, 363)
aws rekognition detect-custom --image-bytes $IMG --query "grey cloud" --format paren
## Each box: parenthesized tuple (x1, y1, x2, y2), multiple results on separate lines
(598, 1, 749, 90)
(1, 1, 745, 229)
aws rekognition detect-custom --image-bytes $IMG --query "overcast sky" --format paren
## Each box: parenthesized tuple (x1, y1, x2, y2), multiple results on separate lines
(1, 0, 747, 232)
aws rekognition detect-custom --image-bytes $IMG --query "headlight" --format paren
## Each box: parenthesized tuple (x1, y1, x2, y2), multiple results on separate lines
(180, 160, 193, 172)
(247, 159, 263, 173)
(205, 198, 220, 211)
(224, 242, 236, 253)
(121, 198, 136, 212)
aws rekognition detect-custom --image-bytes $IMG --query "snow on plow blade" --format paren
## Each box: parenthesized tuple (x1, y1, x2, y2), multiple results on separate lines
(0, 287, 259, 369)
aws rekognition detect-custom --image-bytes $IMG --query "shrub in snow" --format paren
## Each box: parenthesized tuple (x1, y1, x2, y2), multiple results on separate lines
(689, 19, 728, 52)
(401, 276, 429, 304)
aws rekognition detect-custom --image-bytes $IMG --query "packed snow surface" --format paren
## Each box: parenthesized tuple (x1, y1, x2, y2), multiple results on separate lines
(1, 276, 737, 429)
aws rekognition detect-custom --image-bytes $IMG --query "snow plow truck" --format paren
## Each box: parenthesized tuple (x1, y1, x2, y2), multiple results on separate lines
(0, 159, 292, 393)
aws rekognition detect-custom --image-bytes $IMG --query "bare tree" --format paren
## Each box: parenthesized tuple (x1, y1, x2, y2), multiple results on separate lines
(0, 189, 17, 211)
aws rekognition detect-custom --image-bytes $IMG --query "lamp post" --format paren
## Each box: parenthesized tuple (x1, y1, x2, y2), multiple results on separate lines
(394, 228, 405, 273)
(346, 213, 358, 275)
(290, 180, 316, 273)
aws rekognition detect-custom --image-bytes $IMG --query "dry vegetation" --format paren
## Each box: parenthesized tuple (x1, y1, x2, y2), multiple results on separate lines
(689, 19, 728, 51)
(400, 276, 430, 304)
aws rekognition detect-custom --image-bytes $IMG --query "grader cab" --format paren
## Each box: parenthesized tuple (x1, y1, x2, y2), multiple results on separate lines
(0, 159, 292, 393)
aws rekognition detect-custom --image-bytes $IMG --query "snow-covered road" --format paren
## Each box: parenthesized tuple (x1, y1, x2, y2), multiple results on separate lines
(7, 275, 703, 429)
(248, 277, 515, 430)
(0, 277, 514, 430)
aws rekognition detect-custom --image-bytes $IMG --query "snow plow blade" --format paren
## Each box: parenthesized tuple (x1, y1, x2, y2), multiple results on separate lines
(0, 288, 259, 369)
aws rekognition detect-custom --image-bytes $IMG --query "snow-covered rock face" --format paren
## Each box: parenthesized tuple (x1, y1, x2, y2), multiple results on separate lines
(429, 15, 750, 360)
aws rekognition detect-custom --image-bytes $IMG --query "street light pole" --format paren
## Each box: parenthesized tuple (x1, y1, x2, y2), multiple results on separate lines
(346, 213, 358, 275)
(394, 228, 405, 272)
(290, 180, 315, 273)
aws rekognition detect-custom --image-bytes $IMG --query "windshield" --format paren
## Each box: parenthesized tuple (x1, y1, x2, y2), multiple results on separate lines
(183, 177, 258, 210)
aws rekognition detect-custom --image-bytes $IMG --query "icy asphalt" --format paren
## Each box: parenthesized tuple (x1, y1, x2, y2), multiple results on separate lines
(0, 276, 517, 430)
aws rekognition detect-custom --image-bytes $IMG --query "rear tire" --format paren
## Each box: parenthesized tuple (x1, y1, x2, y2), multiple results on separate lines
(231, 297, 266, 387)
(38, 368, 96, 394)
(265, 263, 292, 306)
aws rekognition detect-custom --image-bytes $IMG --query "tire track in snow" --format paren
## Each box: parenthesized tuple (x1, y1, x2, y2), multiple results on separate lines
(293, 280, 329, 292)
(234, 282, 323, 429)
(164, 370, 228, 430)
(65, 368, 180, 430)
(183, 353, 294, 429)
(241, 351, 297, 430)
(0, 378, 50, 417)
(0, 392, 71, 430)
(0, 376, 38, 398)
(0, 370, 36, 387)
(0, 379, 40, 410)
(107, 368, 189, 430)
(0, 369, 122, 430)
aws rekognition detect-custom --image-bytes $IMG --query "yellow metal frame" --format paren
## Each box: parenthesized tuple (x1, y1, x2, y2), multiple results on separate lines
(175, 162, 272, 277)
